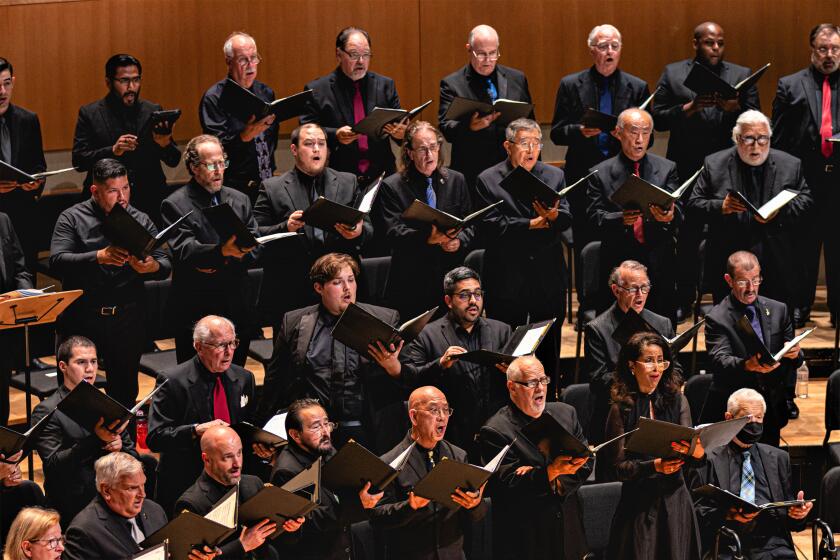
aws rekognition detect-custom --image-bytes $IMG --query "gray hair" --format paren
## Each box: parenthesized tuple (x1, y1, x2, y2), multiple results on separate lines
(732, 110, 772, 144)
(726, 250, 760, 277)
(223, 31, 256, 59)
(608, 260, 648, 287)
(95, 452, 143, 490)
(193, 315, 236, 344)
(506, 355, 542, 381)
(726, 388, 767, 416)
(505, 118, 541, 143)
(617, 108, 652, 130)
(587, 24, 622, 48)
(468, 24, 499, 49)
(443, 266, 481, 294)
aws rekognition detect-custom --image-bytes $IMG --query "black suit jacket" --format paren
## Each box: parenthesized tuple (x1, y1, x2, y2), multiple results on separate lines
(550, 67, 650, 181)
(474, 160, 571, 324)
(691, 443, 803, 557)
(0, 104, 46, 244)
(32, 384, 137, 526)
(400, 314, 511, 454)
(175, 470, 272, 559)
(653, 59, 760, 178)
(371, 433, 487, 560)
(146, 356, 255, 515)
(686, 147, 813, 302)
(301, 68, 400, 178)
(379, 167, 473, 318)
(63, 495, 167, 560)
(0, 211, 31, 292)
(479, 402, 592, 560)
(439, 64, 532, 184)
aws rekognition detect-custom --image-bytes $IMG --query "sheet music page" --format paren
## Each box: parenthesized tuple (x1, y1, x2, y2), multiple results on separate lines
(482, 444, 511, 472)
(205, 486, 238, 528)
(511, 325, 549, 356)
(358, 180, 382, 213)
(263, 413, 288, 439)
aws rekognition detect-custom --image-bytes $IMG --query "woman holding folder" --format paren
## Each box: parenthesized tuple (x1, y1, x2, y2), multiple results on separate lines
(601, 332, 703, 560)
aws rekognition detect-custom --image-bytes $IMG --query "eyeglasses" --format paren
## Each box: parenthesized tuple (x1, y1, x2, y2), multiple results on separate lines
(738, 135, 770, 146)
(411, 143, 440, 156)
(234, 54, 262, 67)
(634, 359, 671, 371)
(113, 77, 141, 86)
(815, 46, 840, 56)
(472, 50, 500, 62)
(202, 338, 239, 351)
(452, 289, 484, 302)
(200, 160, 229, 172)
(342, 50, 373, 62)
(514, 140, 544, 151)
(513, 376, 550, 389)
(30, 536, 65, 550)
(593, 41, 621, 52)
(616, 283, 652, 294)
(733, 277, 763, 288)
(419, 406, 454, 418)
(306, 421, 337, 434)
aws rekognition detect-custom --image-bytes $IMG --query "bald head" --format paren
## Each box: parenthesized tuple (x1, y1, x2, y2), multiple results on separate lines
(506, 355, 543, 381)
(467, 25, 500, 76)
(408, 385, 447, 410)
(468, 25, 499, 48)
(693, 22, 725, 66)
(200, 425, 239, 453)
(201, 425, 243, 486)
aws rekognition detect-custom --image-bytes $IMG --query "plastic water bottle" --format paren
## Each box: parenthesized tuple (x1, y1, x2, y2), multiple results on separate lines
(795, 363, 809, 399)
(136, 408, 149, 451)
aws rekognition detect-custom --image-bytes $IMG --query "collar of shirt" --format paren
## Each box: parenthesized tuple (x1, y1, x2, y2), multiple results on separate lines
(618, 151, 647, 174)
(589, 65, 619, 85)
(466, 63, 498, 86)
(105, 90, 141, 118)
(811, 65, 839, 86)
(728, 293, 759, 315)
(335, 67, 368, 89)
(317, 304, 340, 327)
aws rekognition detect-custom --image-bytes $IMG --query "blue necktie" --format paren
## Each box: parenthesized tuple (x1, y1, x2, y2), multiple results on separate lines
(425, 177, 436, 209)
(486, 78, 498, 103)
(740, 450, 755, 503)
(597, 76, 612, 156)
(210, 193, 221, 206)
(745, 305, 764, 343)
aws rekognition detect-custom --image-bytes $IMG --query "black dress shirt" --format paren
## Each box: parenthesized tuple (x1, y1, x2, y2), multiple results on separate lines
(306, 306, 362, 422)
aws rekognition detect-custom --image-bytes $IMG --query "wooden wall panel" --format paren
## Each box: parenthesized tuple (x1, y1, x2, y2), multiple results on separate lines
(3, 0, 840, 151)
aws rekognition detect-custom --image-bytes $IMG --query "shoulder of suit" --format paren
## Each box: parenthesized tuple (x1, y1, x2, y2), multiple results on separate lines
(722, 60, 751, 75)
(365, 71, 394, 85)
(306, 71, 335, 91)
(227, 362, 254, 380)
(9, 103, 38, 120)
(534, 161, 564, 180)
(282, 304, 319, 329)
(767, 148, 801, 166)
(778, 67, 811, 84)
(252, 79, 275, 98)
(559, 68, 590, 86)
(482, 316, 512, 333)
(496, 64, 527, 80)
(755, 442, 788, 461)
(260, 172, 288, 190)
(79, 97, 106, 114)
(126, 205, 155, 225)
(476, 160, 508, 182)
(221, 186, 250, 204)
(482, 404, 512, 430)
(142, 497, 167, 518)
(442, 440, 468, 461)
(615, 69, 647, 88)
(757, 295, 786, 313)
(705, 146, 738, 167)
(0, 210, 12, 229)
(662, 59, 694, 74)
(325, 167, 357, 185)
(645, 152, 675, 169)
(202, 78, 227, 100)
(546, 401, 576, 418)
(440, 65, 470, 85)
(358, 301, 398, 319)
(642, 309, 672, 331)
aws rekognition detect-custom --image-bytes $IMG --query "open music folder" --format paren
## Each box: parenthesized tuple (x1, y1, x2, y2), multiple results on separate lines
(501, 166, 595, 207)
(624, 415, 751, 459)
(352, 100, 432, 137)
(521, 412, 636, 459)
(57, 379, 167, 433)
(456, 318, 555, 367)
(301, 173, 384, 231)
(331, 303, 437, 357)
(103, 204, 192, 259)
(322, 440, 415, 493)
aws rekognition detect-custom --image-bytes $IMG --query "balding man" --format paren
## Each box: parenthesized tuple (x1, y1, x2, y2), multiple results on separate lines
(371, 386, 486, 560)
(687, 110, 812, 308)
(147, 315, 256, 516)
(176, 426, 302, 559)
(692, 389, 812, 559)
(200, 32, 278, 202)
(586, 108, 681, 323)
(439, 24, 533, 187)
(479, 356, 592, 560)
(550, 24, 650, 251)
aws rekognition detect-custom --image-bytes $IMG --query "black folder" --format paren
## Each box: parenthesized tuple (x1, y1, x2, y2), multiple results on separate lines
(442, 96, 534, 127)
(729, 189, 799, 221)
(331, 303, 437, 357)
(233, 421, 288, 450)
(611, 308, 704, 353)
(240, 458, 320, 535)
(401, 199, 502, 232)
(56, 379, 167, 433)
(456, 318, 555, 367)
(322, 440, 415, 493)
(301, 173, 384, 231)
(683, 62, 771, 99)
(0, 159, 75, 184)
(500, 165, 594, 207)
(521, 412, 635, 459)
(735, 316, 814, 367)
(609, 175, 684, 219)
(202, 203, 300, 248)
(150, 109, 181, 135)
(581, 108, 618, 131)
(130, 541, 168, 560)
(624, 416, 751, 459)
(103, 204, 192, 259)
(0, 409, 55, 458)
(692, 483, 814, 515)
(222, 78, 313, 122)
(352, 100, 432, 137)
(412, 444, 510, 510)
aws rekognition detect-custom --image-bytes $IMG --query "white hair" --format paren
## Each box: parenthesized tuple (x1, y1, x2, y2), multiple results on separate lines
(505, 118, 542, 142)
(506, 355, 542, 381)
(587, 24, 622, 47)
(617, 108, 652, 129)
(223, 31, 256, 59)
(732, 110, 772, 143)
(468, 24, 499, 49)
(193, 315, 236, 344)
(95, 452, 143, 490)
(726, 388, 767, 416)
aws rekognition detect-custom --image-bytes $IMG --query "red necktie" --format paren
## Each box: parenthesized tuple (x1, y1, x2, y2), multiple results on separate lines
(213, 375, 230, 423)
(352, 81, 370, 175)
(821, 75, 834, 158)
(632, 161, 645, 244)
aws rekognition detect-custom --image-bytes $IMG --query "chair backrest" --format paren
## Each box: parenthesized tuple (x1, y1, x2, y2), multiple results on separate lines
(684, 373, 713, 426)
(360, 256, 391, 307)
(820, 466, 840, 531)
(465, 249, 485, 280)
(825, 370, 840, 444)
(562, 383, 594, 441)
(144, 278, 174, 342)
(577, 481, 622, 557)
(578, 241, 601, 310)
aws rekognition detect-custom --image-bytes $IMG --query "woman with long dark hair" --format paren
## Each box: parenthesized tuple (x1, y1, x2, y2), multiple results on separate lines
(602, 332, 703, 559)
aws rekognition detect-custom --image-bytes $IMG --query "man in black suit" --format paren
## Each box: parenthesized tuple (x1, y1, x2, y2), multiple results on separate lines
(301, 26, 405, 184)
(50, 158, 171, 409)
(371, 385, 487, 560)
(253, 123, 370, 331)
(270, 398, 383, 560)
(772, 23, 840, 326)
(653, 22, 761, 320)
(62, 452, 170, 560)
(378, 121, 474, 319)
(439, 24, 533, 187)
(702, 251, 804, 446)
(399, 266, 511, 459)
(474, 118, 571, 381)
(147, 315, 256, 516)
(584, 260, 679, 447)
(72, 54, 180, 225)
(0, 57, 47, 272)
(586, 108, 682, 324)
(550, 24, 650, 252)
(161, 134, 261, 365)
(692, 388, 812, 559)
(479, 355, 592, 560)
(32, 336, 136, 527)
(176, 426, 303, 559)
(200, 32, 278, 203)
(687, 110, 813, 308)
(259, 253, 404, 453)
